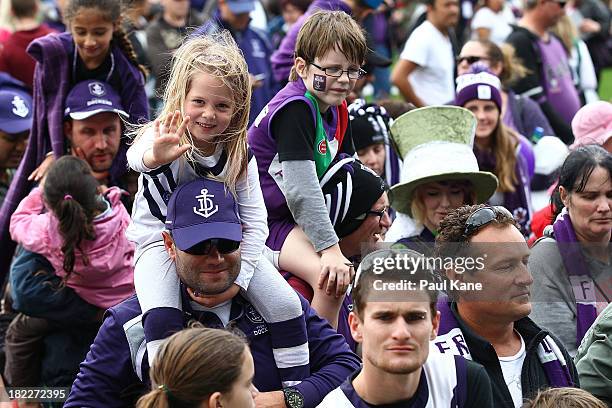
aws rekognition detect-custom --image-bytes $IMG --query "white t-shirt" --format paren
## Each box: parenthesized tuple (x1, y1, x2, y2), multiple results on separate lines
(471, 7, 513, 45)
(498, 333, 526, 408)
(399, 20, 455, 105)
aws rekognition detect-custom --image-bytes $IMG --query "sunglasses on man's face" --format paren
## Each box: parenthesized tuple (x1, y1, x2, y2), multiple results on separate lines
(456, 56, 489, 65)
(183, 238, 241, 256)
(464, 206, 514, 237)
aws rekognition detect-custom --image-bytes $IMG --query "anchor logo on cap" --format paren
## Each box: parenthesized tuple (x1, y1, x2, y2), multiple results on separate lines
(193, 188, 219, 218)
(11, 96, 29, 118)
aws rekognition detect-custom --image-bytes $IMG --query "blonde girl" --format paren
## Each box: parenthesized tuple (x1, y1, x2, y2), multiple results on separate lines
(126, 31, 309, 386)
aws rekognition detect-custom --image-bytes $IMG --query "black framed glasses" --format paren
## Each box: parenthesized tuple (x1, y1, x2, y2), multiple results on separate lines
(310, 62, 366, 79)
(456, 56, 489, 65)
(184, 238, 241, 256)
(356, 206, 389, 223)
(464, 206, 514, 237)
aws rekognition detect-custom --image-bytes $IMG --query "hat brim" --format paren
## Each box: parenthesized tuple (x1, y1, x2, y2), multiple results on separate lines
(389, 172, 499, 216)
(227, 1, 255, 14)
(68, 108, 129, 121)
(0, 117, 32, 134)
(172, 221, 242, 252)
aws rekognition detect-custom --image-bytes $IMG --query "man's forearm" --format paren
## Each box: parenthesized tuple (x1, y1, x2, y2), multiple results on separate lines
(393, 77, 425, 107)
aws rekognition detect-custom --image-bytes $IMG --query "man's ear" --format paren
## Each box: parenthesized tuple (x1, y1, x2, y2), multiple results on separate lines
(64, 121, 73, 142)
(295, 57, 308, 79)
(430, 310, 441, 340)
(348, 311, 364, 344)
(162, 231, 177, 261)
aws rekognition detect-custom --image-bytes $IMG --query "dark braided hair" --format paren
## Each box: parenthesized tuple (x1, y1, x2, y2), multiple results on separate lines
(43, 156, 106, 286)
(64, 0, 148, 78)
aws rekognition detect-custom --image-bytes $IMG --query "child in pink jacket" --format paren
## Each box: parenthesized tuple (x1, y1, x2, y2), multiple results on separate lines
(5, 156, 135, 387)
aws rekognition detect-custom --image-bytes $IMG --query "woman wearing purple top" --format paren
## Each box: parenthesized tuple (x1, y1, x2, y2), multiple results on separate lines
(529, 145, 612, 356)
(455, 69, 535, 236)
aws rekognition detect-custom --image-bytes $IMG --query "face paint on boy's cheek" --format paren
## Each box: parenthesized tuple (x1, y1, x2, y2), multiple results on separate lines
(313, 74, 327, 91)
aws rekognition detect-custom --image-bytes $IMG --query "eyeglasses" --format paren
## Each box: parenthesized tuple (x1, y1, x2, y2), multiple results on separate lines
(184, 238, 241, 256)
(310, 62, 366, 79)
(355, 206, 389, 225)
(456, 56, 489, 65)
(464, 206, 514, 237)
(366, 206, 388, 219)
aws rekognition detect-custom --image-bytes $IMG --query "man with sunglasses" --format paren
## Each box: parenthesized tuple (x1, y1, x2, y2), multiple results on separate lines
(506, 0, 580, 144)
(318, 248, 493, 407)
(432, 204, 579, 408)
(66, 178, 361, 408)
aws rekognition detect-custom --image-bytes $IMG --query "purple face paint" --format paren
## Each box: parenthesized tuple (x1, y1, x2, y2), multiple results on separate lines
(313, 74, 327, 91)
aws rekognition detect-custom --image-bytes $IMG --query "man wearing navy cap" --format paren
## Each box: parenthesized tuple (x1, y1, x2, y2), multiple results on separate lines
(3, 80, 132, 390)
(66, 178, 360, 408)
(0, 85, 32, 206)
(63, 80, 129, 184)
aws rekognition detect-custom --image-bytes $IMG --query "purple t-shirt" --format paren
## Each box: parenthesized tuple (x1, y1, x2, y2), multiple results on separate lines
(537, 36, 581, 125)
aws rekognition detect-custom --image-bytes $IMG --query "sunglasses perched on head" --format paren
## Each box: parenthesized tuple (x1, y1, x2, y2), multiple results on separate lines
(464, 206, 514, 237)
(183, 238, 241, 256)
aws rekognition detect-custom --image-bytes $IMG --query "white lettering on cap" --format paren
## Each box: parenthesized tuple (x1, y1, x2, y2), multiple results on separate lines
(193, 188, 218, 218)
(477, 85, 492, 100)
(11, 95, 29, 118)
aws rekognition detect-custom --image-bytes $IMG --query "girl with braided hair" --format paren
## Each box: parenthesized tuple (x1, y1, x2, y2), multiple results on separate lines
(0, 0, 149, 277)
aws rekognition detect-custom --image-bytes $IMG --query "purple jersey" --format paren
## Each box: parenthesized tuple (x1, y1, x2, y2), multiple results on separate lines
(248, 79, 347, 250)
(537, 36, 581, 125)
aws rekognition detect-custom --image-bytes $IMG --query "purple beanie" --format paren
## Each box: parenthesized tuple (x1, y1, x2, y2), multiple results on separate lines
(455, 71, 502, 111)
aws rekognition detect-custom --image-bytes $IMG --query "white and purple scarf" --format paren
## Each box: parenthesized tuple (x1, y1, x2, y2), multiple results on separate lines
(551, 209, 600, 347)
(433, 299, 574, 387)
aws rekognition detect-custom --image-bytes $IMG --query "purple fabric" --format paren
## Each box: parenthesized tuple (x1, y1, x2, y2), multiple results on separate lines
(248, 78, 344, 250)
(456, 83, 502, 111)
(270, 0, 352, 83)
(64, 80, 127, 118)
(0, 33, 148, 278)
(552, 210, 599, 346)
(0, 32, 149, 282)
(473, 135, 533, 235)
(537, 36, 581, 125)
(435, 297, 574, 387)
(165, 179, 242, 250)
(506, 90, 555, 138)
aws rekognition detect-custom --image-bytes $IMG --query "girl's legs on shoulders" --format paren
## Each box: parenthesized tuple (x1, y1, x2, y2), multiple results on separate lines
(279, 227, 344, 328)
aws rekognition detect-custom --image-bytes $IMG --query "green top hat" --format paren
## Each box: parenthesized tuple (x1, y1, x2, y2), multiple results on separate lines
(390, 106, 477, 159)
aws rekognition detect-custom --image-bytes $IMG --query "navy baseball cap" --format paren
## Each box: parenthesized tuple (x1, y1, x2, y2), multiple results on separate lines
(165, 179, 242, 251)
(64, 80, 128, 120)
(0, 89, 33, 134)
(227, 0, 256, 14)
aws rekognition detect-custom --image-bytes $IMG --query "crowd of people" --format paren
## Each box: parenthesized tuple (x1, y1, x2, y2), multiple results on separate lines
(0, 0, 610, 406)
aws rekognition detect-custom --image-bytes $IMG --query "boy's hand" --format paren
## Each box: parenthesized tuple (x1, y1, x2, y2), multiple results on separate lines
(143, 111, 191, 169)
(318, 245, 355, 298)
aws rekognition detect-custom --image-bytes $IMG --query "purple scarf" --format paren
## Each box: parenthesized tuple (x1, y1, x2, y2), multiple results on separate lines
(473, 139, 532, 235)
(551, 209, 599, 347)
(434, 298, 574, 387)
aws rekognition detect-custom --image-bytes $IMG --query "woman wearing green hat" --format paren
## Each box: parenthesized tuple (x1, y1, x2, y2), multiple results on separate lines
(388, 106, 499, 254)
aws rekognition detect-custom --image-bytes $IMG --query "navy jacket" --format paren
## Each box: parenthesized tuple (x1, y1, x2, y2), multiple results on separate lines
(65, 290, 360, 408)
